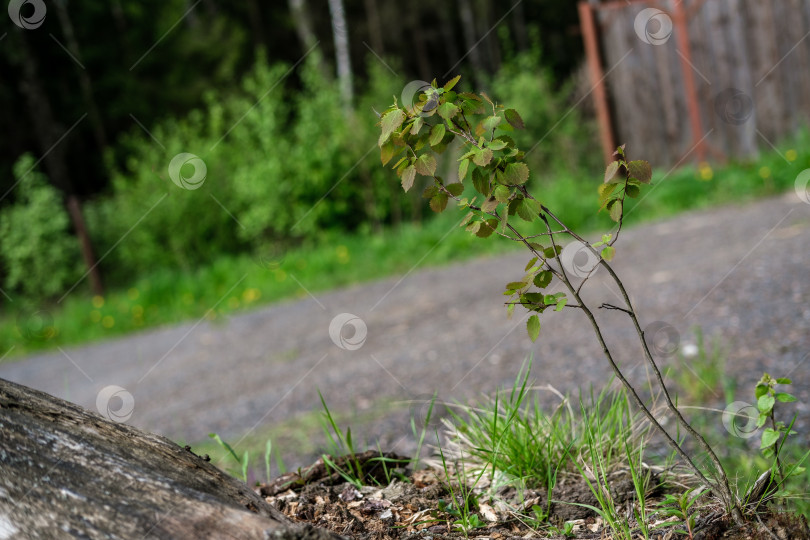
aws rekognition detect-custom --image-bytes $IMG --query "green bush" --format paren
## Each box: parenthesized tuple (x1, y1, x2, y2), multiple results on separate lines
(31, 50, 593, 297)
(0, 155, 81, 300)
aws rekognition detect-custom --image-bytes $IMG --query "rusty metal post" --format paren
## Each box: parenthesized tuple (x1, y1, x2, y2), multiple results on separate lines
(672, 0, 707, 163)
(579, 1, 616, 164)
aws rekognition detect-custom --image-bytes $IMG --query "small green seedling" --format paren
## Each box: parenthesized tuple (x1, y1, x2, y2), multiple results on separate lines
(755, 373, 798, 476)
(656, 486, 706, 539)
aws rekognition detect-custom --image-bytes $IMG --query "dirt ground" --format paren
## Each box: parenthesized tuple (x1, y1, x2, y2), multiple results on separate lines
(1, 193, 809, 474)
(254, 451, 810, 539)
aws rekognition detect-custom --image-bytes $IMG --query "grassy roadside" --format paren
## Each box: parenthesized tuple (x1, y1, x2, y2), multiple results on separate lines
(200, 348, 809, 537)
(2, 132, 808, 360)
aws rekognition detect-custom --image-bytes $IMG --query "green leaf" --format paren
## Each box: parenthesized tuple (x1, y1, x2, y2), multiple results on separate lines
(445, 183, 464, 197)
(554, 298, 567, 311)
(401, 165, 416, 192)
(430, 193, 448, 213)
(757, 394, 775, 414)
(458, 158, 470, 181)
(527, 315, 541, 342)
(506, 281, 528, 291)
(380, 139, 396, 166)
(429, 123, 446, 146)
(534, 271, 552, 288)
(604, 161, 622, 183)
(627, 160, 652, 183)
(437, 102, 460, 121)
(776, 378, 792, 384)
(760, 428, 780, 449)
(482, 115, 502, 132)
(755, 384, 769, 399)
(608, 200, 623, 222)
(601, 246, 615, 261)
(500, 162, 530, 185)
(472, 147, 493, 167)
(625, 184, 640, 198)
(443, 75, 461, 91)
(776, 392, 797, 402)
(422, 185, 438, 199)
(598, 183, 616, 207)
(487, 139, 507, 151)
(476, 219, 497, 238)
(756, 412, 768, 428)
(493, 184, 511, 203)
(516, 198, 540, 222)
(410, 117, 424, 135)
(481, 197, 498, 213)
(504, 108, 525, 130)
(379, 109, 405, 146)
(414, 154, 437, 176)
(472, 167, 489, 195)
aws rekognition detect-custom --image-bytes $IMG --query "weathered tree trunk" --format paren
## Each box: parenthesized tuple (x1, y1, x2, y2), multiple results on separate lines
(0, 378, 344, 540)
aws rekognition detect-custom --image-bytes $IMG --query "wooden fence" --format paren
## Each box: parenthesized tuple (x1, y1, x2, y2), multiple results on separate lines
(580, 0, 810, 167)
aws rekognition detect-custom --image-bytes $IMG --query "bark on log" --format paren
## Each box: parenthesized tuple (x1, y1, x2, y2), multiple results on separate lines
(0, 378, 344, 540)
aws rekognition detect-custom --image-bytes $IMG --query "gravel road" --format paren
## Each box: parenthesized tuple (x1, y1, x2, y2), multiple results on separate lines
(2, 193, 809, 470)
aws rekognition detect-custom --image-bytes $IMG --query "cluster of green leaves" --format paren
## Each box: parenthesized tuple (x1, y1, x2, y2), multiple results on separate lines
(599, 145, 652, 222)
(377, 77, 651, 343)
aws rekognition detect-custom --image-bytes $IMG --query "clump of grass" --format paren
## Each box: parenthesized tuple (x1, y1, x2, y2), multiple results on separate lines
(429, 360, 659, 534)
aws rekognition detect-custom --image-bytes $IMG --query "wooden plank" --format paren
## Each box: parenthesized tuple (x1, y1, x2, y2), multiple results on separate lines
(746, 0, 783, 144)
(785, 0, 810, 131)
(724, 0, 757, 158)
(687, 0, 723, 162)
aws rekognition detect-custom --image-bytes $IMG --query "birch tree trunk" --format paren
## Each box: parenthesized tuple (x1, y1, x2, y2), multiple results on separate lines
(328, 0, 353, 111)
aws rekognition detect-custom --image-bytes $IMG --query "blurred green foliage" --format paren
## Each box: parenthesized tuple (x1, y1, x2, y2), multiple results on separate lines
(0, 155, 81, 299)
(1, 48, 808, 356)
(6, 51, 591, 298)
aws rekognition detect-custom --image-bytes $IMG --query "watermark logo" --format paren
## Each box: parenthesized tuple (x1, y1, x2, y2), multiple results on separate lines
(644, 321, 680, 358)
(401, 80, 438, 118)
(251, 243, 285, 271)
(795, 169, 810, 205)
(8, 0, 46, 29)
(168, 153, 207, 190)
(329, 313, 367, 351)
(714, 88, 754, 125)
(560, 240, 600, 278)
(634, 8, 673, 45)
(722, 401, 759, 439)
(16, 309, 56, 341)
(408, 393, 444, 431)
(96, 385, 135, 423)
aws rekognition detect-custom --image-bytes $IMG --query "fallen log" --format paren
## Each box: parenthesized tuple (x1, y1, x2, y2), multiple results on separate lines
(0, 378, 343, 539)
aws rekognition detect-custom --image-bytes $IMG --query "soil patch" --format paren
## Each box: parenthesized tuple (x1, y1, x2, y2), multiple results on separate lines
(256, 452, 810, 539)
